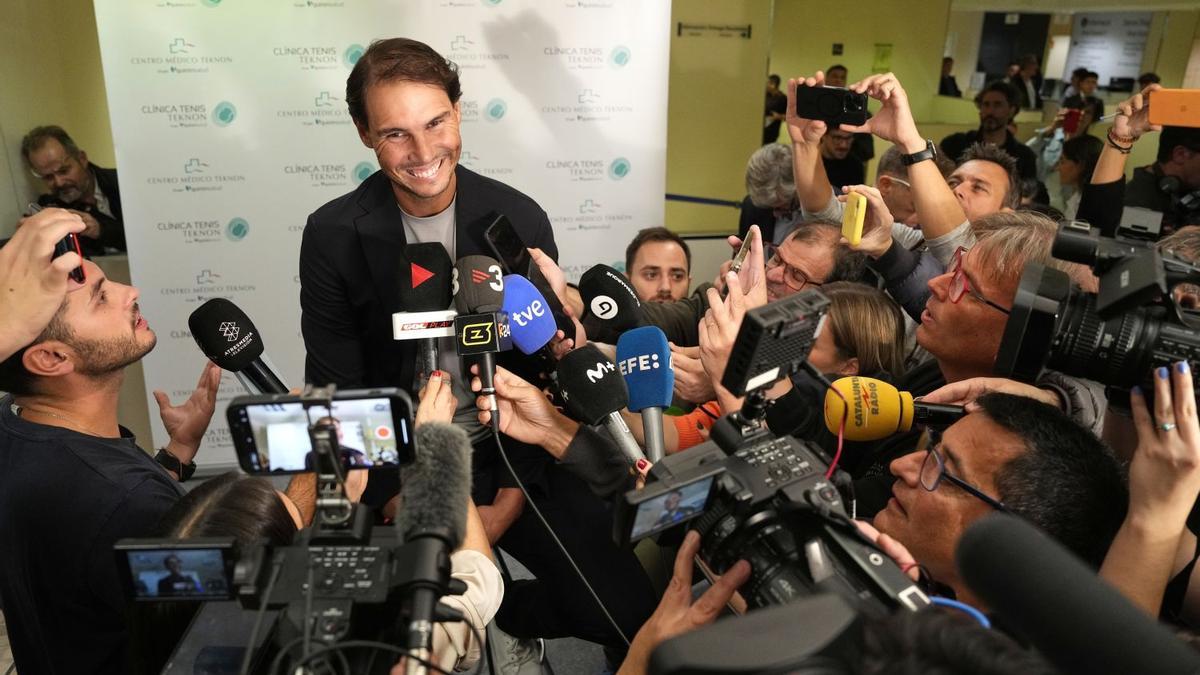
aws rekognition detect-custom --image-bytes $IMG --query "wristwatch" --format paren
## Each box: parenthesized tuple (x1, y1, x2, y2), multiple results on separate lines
(901, 140, 937, 166)
(156, 448, 197, 482)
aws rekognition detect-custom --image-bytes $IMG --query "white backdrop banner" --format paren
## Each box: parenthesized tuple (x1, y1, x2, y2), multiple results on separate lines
(93, 0, 670, 469)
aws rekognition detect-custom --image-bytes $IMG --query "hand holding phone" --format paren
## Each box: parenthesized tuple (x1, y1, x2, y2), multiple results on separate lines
(794, 85, 869, 127)
(1062, 108, 1083, 135)
(1148, 89, 1200, 128)
(729, 229, 757, 274)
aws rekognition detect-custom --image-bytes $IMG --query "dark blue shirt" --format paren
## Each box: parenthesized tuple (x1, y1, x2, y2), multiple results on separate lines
(0, 396, 183, 674)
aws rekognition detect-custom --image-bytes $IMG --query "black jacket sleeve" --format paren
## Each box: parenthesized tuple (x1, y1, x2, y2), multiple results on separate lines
(300, 215, 366, 387)
(1077, 179, 1126, 237)
(639, 284, 712, 347)
(559, 425, 635, 498)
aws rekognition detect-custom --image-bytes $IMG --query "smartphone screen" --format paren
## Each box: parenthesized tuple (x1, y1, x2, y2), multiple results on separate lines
(485, 215, 533, 275)
(228, 393, 413, 474)
(116, 541, 236, 601)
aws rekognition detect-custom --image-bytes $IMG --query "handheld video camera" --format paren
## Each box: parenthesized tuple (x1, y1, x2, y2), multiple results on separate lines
(614, 289, 930, 615)
(996, 221, 1200, 404)
(114, 387, 465, 674)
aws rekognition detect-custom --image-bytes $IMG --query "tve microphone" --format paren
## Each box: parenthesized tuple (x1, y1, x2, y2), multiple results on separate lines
(189, 298, 288, 394)
(453, 255, 510, 426)
(822, 376, 965, 441)
(957, 514, 1200, 675)
(394, 243, 454, 385)
(556, 344, 646, 466)
(502, 274, 558, 355)
(616, 326, 674, 463)
(396, 422, 472, 670)
(578, 265, 645, 343)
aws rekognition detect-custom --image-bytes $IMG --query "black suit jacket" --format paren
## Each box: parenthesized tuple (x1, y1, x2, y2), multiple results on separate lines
(37, 164, 125, 254)
(300, 165, 558, 390)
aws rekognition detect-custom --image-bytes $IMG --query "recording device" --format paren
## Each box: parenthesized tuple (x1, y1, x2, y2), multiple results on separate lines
(729, 229, 756, 274)
(841, 192, 866, 246)
(226, 388, 415, 474)
(556, 344, 647, 466)
(616, 290, 930, 616)
(958, 514, 1200, 675)
(822, 377, 965, 441)
(484, 213, 574, 335)
(395, 243, 454, 386)
(794, 85, 869, 127)
(116, 538, 237, 601)
(189, 298, 289, 395)
(116, 407, 471, 675)
(617, 326, 674, 463)
(1149, 88, 1200, 128)
(1062, 107, 1083, 135)
(52, 231, 87, 283)
(578, 264, 646, 343)
(995, 221, 1200, 401)
(501, 274, 558, 355)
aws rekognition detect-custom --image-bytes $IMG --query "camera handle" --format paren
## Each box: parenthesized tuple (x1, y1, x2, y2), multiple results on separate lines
(301, 384, 372, 544)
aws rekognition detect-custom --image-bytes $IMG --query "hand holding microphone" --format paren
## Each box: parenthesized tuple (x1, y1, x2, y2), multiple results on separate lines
(470, 364, 579, 460)
(822, 376, 966, 441)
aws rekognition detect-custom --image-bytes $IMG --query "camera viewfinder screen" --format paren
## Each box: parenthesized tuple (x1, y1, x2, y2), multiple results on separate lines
(124, 548, 232, 601)
(245, 397, 408, 472)
(630, 477, 715, 542)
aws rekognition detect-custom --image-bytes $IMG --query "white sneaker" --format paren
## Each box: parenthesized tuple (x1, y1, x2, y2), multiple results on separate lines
(486, 622, 551, 675)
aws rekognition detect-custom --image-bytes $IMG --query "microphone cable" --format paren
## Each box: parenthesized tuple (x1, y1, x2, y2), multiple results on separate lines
(490, 424, 633, 647)
(929, 596, 991, 629)
(800, 361, 849, 480)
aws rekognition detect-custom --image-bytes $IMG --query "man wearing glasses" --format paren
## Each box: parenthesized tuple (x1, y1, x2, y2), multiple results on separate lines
(21, 126, 125, 256)
(872, 392, 1126, 608)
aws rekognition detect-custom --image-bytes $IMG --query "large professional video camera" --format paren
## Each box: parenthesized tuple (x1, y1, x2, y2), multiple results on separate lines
(115, 386, 470, 674)
(996, 221, 1200, 399)
(613, 290, 931, 671)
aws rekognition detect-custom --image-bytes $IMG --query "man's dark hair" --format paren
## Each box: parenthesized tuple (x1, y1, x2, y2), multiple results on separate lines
(1157, 126, 1200, 164)
(878, 145, 953, 182)
(943, 56, 954, 65)
(346, 38, 462, 128)
(1138, 72, 1161, 88)
(625, 227, 691, 274)
(1070, 67, 1090, 80)
(767, 74, 781, 87)
(785, 220, 869, 283)
(20, 125, 81, 164)
(827, 64, 848, 76)
(974, 80, 1020, 109)
(1062, 134, 1104, 185)
(959, 142, 1021, 210)
(1083, 70, 1099, 81)
(974, 393, 1128, 569)
(1018, 54, 1039, 69)
(0, 300, 71, 396)
(860, 608, 1058, 675)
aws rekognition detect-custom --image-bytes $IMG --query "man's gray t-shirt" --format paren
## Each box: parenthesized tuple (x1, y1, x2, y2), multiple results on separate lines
(400, 199, 488, 443)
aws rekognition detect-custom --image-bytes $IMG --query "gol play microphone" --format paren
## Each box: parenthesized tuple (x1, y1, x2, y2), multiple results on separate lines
(578, 265, 645, 343)
(557, 344, 646, 466)
(502, 274, 558, 355)
(394, 243, 454, 386)
(189, 298, 288, 394)
(453, 255, 511, 428)
(957, 514, 1200, 675)
(396, 422, 472, 672)
(616, 326, 673, 463)
(821, 376, 965, 441)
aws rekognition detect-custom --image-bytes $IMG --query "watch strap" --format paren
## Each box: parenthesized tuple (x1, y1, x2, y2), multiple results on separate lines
(901, 140, 936, 166)
(156, 448, 196, 482)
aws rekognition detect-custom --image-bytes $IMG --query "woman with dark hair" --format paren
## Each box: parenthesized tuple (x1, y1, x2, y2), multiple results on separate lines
(1058, 134, 1104, 220)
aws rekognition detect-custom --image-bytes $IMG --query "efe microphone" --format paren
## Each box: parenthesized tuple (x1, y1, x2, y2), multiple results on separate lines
(189, 298, 288, 394)
(822, 376, 965, 441)
(556, 344, 647, 466)
(395, 243, 453, 387)
(616, 326, 674, 463)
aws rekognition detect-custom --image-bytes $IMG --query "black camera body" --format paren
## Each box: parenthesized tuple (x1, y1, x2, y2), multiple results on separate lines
(794, 85, 869, 127)
(616, 289, 929, 617)
(997, 222, 1200, 400)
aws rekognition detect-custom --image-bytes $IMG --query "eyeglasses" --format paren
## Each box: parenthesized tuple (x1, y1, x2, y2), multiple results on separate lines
(946, 246, 1010, 315)
(916, 429, 1008, 512)
(881, 175, 911, 188)
(765, 243, 823, 291)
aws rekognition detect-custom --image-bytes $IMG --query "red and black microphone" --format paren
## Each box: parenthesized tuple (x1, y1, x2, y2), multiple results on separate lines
(392, 243, 453, 387)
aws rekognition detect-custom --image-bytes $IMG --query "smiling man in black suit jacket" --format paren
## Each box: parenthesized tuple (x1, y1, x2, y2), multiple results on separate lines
(299, 38, 655, 650)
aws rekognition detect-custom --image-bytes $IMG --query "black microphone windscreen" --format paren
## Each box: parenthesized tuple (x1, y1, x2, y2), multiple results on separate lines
(956, 514, 1200, 675)
(453, 255, 505, 313)
(400, 243, 453, 312)
(395, 423, 471, 547)
(578, 265, 644, 341)
(188, 298, 265, 371)
(555, 344, 628, 425)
